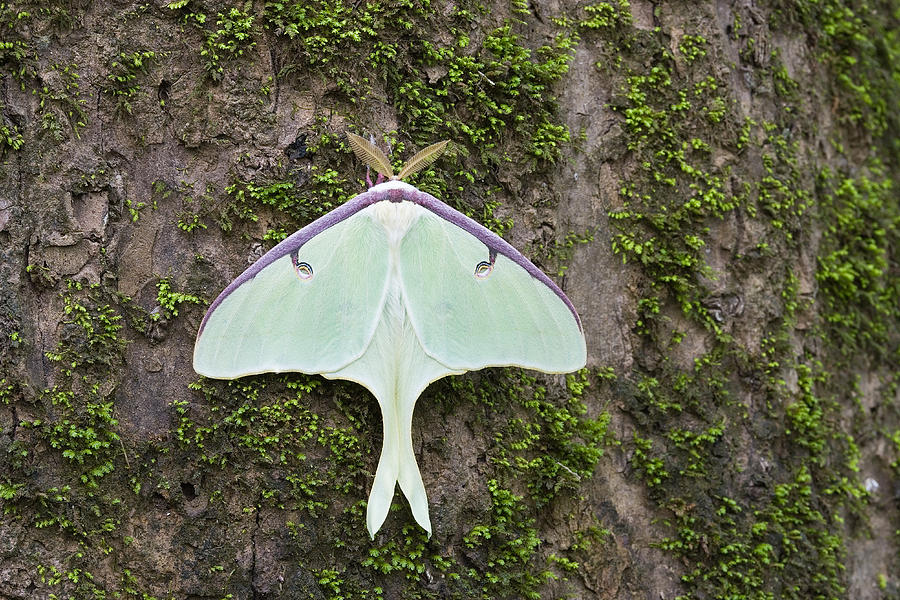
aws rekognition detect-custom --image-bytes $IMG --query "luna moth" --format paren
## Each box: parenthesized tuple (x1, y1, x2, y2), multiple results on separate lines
(193, 133, 587, 538)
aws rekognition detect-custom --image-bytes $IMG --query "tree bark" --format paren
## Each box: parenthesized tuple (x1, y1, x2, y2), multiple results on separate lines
(1, 0, 898, 598)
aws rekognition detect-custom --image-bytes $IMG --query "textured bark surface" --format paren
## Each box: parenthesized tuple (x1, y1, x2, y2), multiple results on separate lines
(1, 1, 899, 599)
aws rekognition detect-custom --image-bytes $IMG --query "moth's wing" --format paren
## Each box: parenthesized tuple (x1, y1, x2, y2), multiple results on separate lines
(193, 209, 390, 378)
(398, 210, 586, 373)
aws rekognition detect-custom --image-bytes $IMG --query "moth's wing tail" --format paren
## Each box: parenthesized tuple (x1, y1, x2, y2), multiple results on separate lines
(367, 437, 398, 539)
(397, 428, 431, 536)
(366, 391, 432, 538)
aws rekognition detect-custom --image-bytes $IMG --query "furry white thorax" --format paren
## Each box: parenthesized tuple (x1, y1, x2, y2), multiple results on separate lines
(370, 200, 419, 340)
(366, 199, 422, 365)
(371, 199, 422, 246)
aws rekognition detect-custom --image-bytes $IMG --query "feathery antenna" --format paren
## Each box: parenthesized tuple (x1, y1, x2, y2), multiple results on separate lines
(349, 132, 450, 181)
(348, 132, 394, 178)
(397, 140, 449, 180)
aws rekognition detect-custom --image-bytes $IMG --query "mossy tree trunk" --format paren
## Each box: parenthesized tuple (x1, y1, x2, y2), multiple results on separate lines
(1, 1, 898, 598)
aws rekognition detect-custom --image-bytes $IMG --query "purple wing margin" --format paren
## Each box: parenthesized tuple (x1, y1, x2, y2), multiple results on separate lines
(393, 183, 584, 331)
(197, 191, 380, 336)
(197, 180, 583, 336)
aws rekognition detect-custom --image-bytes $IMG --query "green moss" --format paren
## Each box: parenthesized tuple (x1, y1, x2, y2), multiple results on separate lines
(405, 22, 576, 163)
(203, 4, 255, 77)
(0, 100, 24, 151)
(264, 0, 414, 70)
(147, 179, 222, 234)
(223, 168, 352, 234)
(154, 278, 202, 321)
(462, 479, 552, 600)
(579, 1, 633, 30)
(177, 376, 317, 464)
(666, 421, 725, 477)
(0, 1, 92, 152)
(0, 4, 37, 85)
(176, 185, 213, 232)
(607, 49, 738, 334)
(175, 374, 374, 516)
(678, 34, 708, 63)
(597, 5, 899, 595)
(770, 50, 799, 99)
(623, 273, 864, 600)
(258, 0, 577, 195)
(35, 62, 88, 142)
(167, 1, 256, 80)
(313, 565, 383, 600)
(104, 50, 157, 113)
(15, 283, 126, 493)
(363, 525, 427, 580)
(45, 281, 126, 373)
(0, 281, 176, 598)
(630, 432, 669, 486)
(773, 0, 900, 141)
(499, 370, 610, 505)
(43, 387, 120, 488)
(123, 196, 156, 223)
(753, 123, 811, 241)
(815, 164, 898, 360)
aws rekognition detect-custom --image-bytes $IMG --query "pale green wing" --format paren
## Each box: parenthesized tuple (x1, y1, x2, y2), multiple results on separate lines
(325, 291, 460, 538)
(193, 211, 390, 378)
(397, 212, 586, 373)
